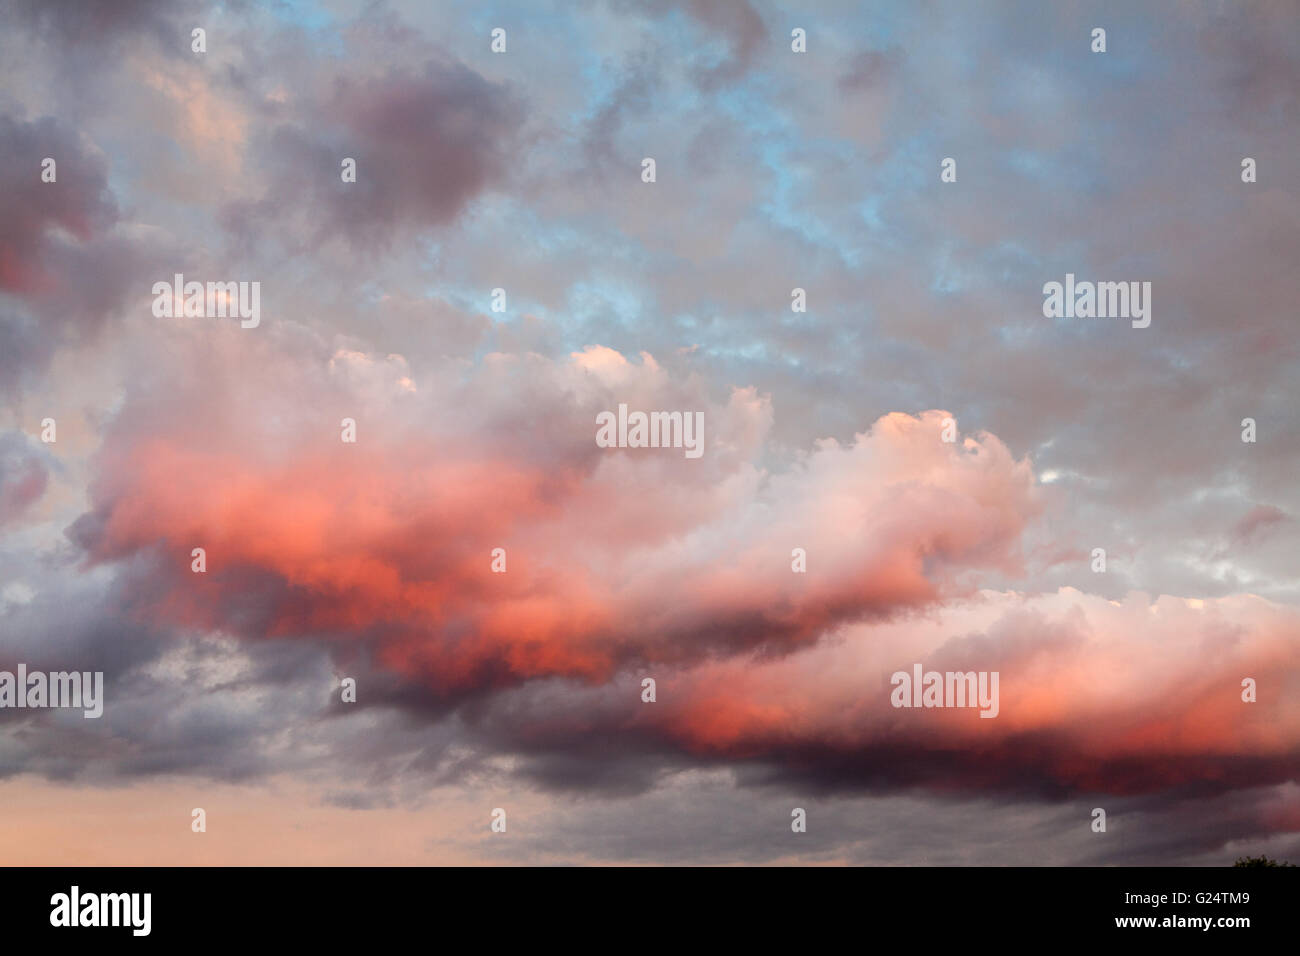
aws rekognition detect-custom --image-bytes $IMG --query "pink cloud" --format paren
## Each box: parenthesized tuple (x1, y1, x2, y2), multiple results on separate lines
(74, 340, 1037, 691)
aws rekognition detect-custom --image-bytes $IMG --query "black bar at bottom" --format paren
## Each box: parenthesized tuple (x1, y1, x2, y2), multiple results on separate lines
(1, 865, 1292, 943)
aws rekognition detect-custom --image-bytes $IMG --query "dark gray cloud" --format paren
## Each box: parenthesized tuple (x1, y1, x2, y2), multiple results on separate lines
(0, 114, 140, 392)
(223, 59, 525, 252)
(443, 772, 1300, 866)
(9, 0, 183, 50)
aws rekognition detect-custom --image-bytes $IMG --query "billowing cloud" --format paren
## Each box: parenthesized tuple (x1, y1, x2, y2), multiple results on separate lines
(651, 589, 1300, 798)
(55, 335, 1300, 814)
(70, 339, 1036, 694)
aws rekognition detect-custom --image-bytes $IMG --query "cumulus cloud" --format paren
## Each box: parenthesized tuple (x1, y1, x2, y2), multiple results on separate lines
(649, 589, 1300, 798)
(51, 334, 1300, 818)
(69, 338, 1037, 694)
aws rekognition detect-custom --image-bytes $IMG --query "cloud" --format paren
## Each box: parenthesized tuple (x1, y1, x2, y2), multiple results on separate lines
(0, 116, 117, 292)
(223, 59, 524, 251)
(0, 433, 49, 527)
(648, 589, 1300, 799)
(55, 332, 1299, 815)
(1233, 504, 1289, 545)
(69, 339, 1037, 698)
(8, 0, 183, 51)
(0, 115, 138, 391)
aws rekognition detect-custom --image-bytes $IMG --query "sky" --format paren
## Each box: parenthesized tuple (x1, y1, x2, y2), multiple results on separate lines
(0, 0, 1297, 865)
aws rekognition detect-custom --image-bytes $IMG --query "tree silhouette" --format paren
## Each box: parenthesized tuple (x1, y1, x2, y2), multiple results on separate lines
(1232, 855, 1295, 867)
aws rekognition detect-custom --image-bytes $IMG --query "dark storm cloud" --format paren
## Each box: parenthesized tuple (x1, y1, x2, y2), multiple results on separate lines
(0, 559, 346, 785)
(0, 114, 146, 390)
(0, 115, 116, 294)
(223, 59, 525, 251)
